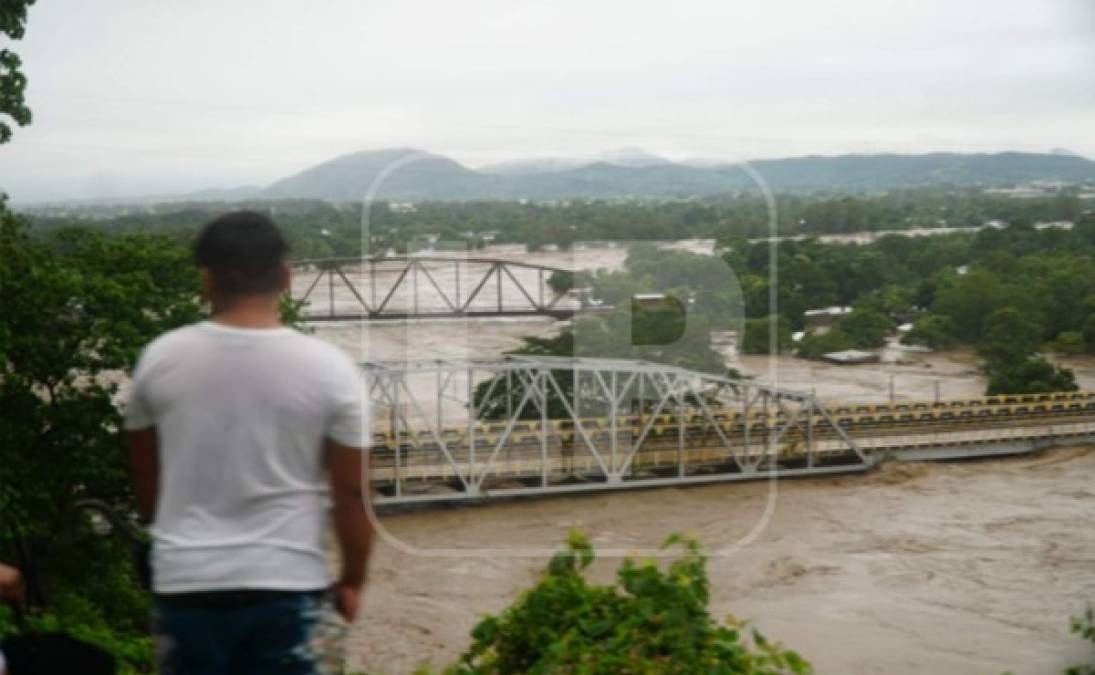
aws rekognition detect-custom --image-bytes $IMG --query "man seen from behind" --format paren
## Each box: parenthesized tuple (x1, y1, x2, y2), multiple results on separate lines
(126, 211, 373, 675)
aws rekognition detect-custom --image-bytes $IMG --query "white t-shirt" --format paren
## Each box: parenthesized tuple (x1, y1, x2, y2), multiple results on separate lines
(124, 321, 368, 594)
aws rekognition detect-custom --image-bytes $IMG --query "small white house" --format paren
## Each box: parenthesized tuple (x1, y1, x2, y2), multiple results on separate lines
(804, 306, 852, 331)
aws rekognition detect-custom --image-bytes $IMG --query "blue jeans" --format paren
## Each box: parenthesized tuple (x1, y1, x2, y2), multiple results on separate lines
(153, 589, 346, 675)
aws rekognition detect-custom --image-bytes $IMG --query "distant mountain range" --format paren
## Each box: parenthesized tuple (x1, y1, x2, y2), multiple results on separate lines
(255, 148, 1095, 202)
(23, 148, 1095, 206)
(478, 148, 673, 175)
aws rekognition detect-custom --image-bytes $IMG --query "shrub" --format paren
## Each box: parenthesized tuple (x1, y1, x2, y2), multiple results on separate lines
(1066, 604, 1094, 675)
(742, 315, 793, 355)
(1051, 331, 1085, 355)
(0, 603, 152, 675)
(796, 330, 856, 360)
(985, 355, 1078, 395)
(902, 314, 958, 350)
(978, 306, 1042, 363)
(1083, 314, 1095, 355)
(836, 308, 893, 349)
(445, 531, 811, 674)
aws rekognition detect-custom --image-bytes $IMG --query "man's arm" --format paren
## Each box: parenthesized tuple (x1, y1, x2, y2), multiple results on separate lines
(0, 564, 23, 607)
(126, 428, 160, 525)
(325, 439, 374, 622)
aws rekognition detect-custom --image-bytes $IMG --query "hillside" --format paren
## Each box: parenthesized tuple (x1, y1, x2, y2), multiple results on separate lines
(24, 148, 1094, 207)
(263, 148, 506, 201)
(747, 152, 1095, 191)
(260, 149, 1095, 201)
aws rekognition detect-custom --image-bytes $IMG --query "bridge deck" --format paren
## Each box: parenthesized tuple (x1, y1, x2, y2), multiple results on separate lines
(367, 391, 1095, 504)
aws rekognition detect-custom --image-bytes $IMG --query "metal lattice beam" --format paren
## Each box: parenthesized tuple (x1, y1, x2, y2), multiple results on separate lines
(290, 257, 588, 321)
(363, 356, 870, 503)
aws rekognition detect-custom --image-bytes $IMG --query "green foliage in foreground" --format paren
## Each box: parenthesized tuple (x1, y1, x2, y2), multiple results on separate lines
(0, 204, 306, 673)
(0, 603, 153, 675)
(0, 0, 35, 144)
(444, 531, 810, 675)
(0, 204, 202, 672)
(1066, 605, 1095, 675)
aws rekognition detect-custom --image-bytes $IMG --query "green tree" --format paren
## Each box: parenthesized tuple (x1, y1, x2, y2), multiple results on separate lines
(985, 356, 1077, 395)
(1083, 313, 1095, 355)
(835, 308, 893, 349)
(931, 268, 1008, 342)
(855, 283, 915, 320)
(796, 330, 857, 360)
(448, 531, 811, 674)
(741, 315, 792, 354)
(1051, 331, 1085, 356)
(546, 269, 591, 295)
(902, 313, 958, 350)
(0, 0, 34, 143)
(977, 306, 1041, 364)
(0, 211, 205, 669)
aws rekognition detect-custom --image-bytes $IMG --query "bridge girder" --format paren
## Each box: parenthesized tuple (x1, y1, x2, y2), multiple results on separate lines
(291, 256, 583, 321)
(364, 356, 868, 504)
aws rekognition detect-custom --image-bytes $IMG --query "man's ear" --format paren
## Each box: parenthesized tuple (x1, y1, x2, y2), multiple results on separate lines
(199, 267, 215, 300)
(278, 263, 291, 293)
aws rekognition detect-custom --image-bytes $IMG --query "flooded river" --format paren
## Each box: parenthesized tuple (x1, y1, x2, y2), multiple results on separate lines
(349, 446, 1095, 674)
(304, 241, 1095, 674)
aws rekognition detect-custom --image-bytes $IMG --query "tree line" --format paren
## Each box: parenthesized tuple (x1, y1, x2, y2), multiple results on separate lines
(513, 214, 1095, 397)
(24, 187, 1090, 259)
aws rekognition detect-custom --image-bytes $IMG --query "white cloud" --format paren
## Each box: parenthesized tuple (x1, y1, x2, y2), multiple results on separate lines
(1, 0, 1092, 201)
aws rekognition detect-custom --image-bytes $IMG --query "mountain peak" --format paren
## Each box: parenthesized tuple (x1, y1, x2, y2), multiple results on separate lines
(597, 148, 672, 168)
(264, 147, 486, 201)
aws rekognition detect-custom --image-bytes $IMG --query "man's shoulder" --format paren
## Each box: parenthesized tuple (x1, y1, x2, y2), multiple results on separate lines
(283, 331, 360, 371)
(139, 323, 205, 360)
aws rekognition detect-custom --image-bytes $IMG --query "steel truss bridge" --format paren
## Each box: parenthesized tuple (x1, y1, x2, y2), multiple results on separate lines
(290, 257, 582, 321)
(365, 357, 1095, 505)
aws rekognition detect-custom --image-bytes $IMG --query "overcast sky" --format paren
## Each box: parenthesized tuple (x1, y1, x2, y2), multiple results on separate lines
(1, 0, 1093, 202)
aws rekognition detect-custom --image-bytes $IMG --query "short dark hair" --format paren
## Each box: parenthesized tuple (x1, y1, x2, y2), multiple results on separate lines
(194, 211, 289, 295)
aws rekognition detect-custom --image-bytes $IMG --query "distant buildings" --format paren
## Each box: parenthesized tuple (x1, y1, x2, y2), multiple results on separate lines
(984, 180, 1074, 199)
(1033, 221, 1074, 231)
(632, 293, 677, 311)
(803, 306, 852, 333)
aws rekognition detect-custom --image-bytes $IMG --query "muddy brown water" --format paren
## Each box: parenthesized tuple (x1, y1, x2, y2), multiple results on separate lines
(307, 241, 1095, 674)
(349, 447, 1095, 674)
(312, 318, 1095, 674)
